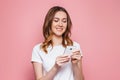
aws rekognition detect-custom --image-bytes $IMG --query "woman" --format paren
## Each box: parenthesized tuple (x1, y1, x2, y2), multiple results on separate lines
(31, 6, 84, 80)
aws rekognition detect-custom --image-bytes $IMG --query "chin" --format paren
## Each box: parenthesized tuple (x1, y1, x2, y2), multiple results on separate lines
(53, 30, 65, 37)
(55, 34, 63, 37)
(53, 33, 63, 37)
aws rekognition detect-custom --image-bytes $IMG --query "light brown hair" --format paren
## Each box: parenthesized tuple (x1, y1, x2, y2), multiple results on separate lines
(41, 6, 73, 53)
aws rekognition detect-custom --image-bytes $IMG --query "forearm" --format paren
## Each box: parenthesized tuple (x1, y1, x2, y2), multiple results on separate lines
(38, 65, 59, 80)
(72, 63, 84, 80)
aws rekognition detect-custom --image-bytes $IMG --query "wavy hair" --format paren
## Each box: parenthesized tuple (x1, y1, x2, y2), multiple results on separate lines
(41, 6, 73, 53)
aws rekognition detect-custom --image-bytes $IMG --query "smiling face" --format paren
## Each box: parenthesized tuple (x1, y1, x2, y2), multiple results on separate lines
(51, 11, 67, 37)
(42, 6, 73, 53)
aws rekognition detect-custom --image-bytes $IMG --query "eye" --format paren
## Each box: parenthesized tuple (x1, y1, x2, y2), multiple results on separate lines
(53, 19, 59, 22)
(62, 20, 67, 23)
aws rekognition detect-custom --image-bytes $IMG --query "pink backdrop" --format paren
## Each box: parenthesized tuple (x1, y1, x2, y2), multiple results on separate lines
(0, 0, 120, 80)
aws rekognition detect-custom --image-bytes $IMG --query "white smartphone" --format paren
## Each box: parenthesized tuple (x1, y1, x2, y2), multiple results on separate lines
(64, 46, 76, 55)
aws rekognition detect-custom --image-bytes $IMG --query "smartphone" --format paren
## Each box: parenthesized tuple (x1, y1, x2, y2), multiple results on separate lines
(64, 46, 76, 55)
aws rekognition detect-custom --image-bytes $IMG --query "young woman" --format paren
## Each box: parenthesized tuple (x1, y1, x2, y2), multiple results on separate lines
(31, 6, 84, 80)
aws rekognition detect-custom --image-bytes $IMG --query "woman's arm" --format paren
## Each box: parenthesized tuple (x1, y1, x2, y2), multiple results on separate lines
(32, 55, 70, 80)
(72, 59, 84, 80)
(32, 62, 59, 80)
(71, 51, 84, 80)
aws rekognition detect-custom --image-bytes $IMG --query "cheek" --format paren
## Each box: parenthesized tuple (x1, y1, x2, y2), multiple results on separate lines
(51, 26, 55, 32)
(51, 23, 56, 28)
(51, 22, 57, 28)
(64, 23, 67, 26)
(63, 23, 67, 29)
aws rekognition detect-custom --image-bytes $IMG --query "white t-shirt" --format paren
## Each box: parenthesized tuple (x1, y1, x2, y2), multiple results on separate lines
(31, 41, 83, 80)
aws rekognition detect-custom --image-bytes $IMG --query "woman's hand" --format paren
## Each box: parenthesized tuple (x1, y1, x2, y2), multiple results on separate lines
(71, 50, 82, 64)
(55, 55, 70, 68)
(71, 50, 84, 80)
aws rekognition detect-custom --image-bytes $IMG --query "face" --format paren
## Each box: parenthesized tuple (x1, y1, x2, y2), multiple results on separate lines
(51, 11, 67, 37)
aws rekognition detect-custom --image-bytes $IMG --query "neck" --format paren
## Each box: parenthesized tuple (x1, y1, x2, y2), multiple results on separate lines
(52, 35, 63, 46)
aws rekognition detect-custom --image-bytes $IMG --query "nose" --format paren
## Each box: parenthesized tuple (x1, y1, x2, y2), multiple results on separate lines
(59, 21, 63, 27)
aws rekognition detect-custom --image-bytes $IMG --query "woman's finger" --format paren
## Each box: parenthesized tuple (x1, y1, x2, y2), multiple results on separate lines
(71, 55, 82, 60)
(72, 49, 80, 53)
(56, 55, 70, 66)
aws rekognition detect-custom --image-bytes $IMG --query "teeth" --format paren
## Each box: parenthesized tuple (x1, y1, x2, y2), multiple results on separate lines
(56, 28, 62, 31)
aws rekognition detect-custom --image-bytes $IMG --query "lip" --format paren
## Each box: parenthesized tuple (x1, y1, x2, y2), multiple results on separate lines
(56, 28, 63, 31)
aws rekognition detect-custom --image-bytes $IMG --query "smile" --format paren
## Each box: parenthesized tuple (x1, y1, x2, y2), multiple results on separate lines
(56, 28, 63, 31)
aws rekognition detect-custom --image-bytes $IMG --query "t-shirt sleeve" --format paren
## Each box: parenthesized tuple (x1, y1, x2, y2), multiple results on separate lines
(74, 42, 83, 56)
(31, 46, 43, 63)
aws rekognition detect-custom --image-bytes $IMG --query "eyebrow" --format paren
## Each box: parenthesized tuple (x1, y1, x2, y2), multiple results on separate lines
(54, 17, 67, 20)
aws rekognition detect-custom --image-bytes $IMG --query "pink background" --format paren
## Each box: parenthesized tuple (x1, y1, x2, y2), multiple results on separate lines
(0, 0, 120, 80)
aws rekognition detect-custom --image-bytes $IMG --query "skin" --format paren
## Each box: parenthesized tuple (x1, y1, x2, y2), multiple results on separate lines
(51, 11, 67, 37)
(32, 11, 84, 80)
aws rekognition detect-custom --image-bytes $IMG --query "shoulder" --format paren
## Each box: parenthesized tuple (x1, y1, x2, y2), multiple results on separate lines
(73, 41, 81, 46)
(33, 43, 43, 51)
